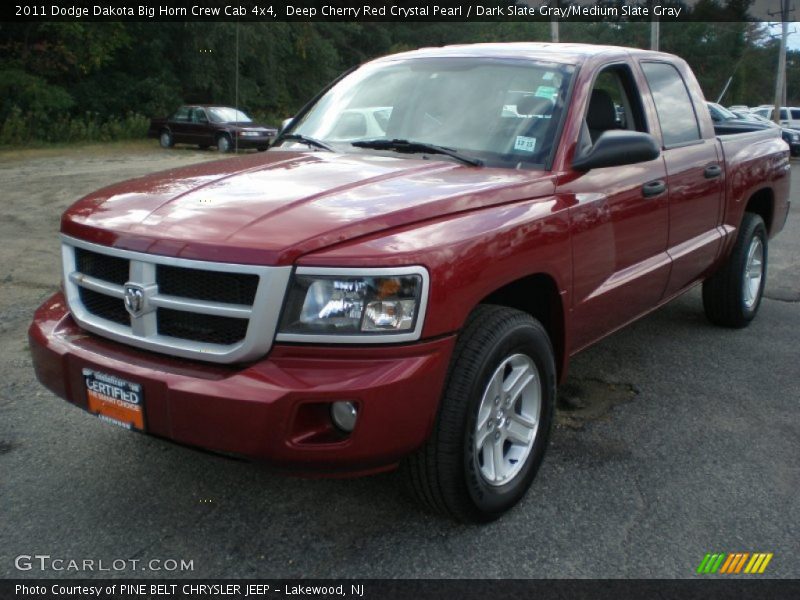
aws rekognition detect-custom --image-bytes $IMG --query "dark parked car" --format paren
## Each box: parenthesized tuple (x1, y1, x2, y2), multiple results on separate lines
(730, 108, 800, 156)
(148, 105, 277, 152)
(708, 102, 800, 156)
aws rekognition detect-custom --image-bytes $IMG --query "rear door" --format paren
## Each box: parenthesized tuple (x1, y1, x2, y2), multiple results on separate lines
(639, 61, 724, 296)
(168, 106, 192, 143)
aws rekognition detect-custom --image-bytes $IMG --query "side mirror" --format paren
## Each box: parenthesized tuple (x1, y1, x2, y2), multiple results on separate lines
(572, 130, 660, 172)
(280, 117, 294, 134)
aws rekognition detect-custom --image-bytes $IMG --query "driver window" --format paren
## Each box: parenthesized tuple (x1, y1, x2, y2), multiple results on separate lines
(192, 108, 208, 123)
(580, 65, 647, 152)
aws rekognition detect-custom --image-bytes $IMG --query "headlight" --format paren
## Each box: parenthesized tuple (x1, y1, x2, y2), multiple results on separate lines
(239, 131, 262, 137)
(792, 134, 799, 142)
(276, 267, 429, 343)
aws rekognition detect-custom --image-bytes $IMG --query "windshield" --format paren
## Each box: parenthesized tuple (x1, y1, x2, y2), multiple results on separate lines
(286, 57, 575, 168)
(708, 103, 737, 121)
(747, 113, 774, 125)
(208, 107, 252, 123)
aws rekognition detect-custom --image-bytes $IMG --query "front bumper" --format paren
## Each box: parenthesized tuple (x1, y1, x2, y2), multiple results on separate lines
(232, 134, 274, 149)
(29, 292, 455, 475)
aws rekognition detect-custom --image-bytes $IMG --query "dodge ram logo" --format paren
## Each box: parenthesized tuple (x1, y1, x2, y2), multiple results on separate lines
(123, 284, 146, 317)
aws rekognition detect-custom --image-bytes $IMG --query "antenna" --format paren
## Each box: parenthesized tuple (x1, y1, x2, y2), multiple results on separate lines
(235, 20, 240, 152)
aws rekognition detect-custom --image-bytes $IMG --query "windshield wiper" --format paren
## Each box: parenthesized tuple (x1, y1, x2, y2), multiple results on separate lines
(351, 139, 483, 167)
(275, 133, 335, 152)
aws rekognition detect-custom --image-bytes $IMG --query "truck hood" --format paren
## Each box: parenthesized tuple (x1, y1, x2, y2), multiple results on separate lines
(62, 150, 555, 265)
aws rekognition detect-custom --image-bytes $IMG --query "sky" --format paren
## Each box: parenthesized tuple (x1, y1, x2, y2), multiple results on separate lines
(769, 22, 800, 49)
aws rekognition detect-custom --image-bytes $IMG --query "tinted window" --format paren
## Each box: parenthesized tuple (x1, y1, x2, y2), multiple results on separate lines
(791, 109, 800, 119)
(172, 106, 190, 122)
(780, 109, 789, 120)
(592, 67, 647, 132)
(642, 62, 701, 147)
(190, 108, 208, 123)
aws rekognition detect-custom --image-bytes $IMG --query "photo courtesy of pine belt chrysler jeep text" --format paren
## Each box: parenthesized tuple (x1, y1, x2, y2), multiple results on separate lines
(29, 43, 791, 522)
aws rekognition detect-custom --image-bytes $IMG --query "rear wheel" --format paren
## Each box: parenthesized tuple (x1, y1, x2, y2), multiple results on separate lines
(159, 130, 174, 148)
(702, 212, 768, 327)
(405, 305, 556, 522)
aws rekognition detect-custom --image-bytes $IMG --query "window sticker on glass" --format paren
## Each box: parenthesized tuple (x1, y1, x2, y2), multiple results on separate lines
(514, 136, 537, 152)
(535, 85, 557, 99)
(542, 72, 555, 81)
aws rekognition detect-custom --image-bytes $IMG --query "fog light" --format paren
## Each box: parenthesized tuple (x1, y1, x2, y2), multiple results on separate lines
(331, 401, 358, 433)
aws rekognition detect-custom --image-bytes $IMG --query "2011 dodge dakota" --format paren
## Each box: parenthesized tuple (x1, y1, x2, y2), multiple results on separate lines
(29, 43, 791, 522)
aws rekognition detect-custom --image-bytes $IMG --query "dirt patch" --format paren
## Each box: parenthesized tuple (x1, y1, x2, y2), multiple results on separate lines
(0, 144, 231, 458)
(556, 378, 639, 430)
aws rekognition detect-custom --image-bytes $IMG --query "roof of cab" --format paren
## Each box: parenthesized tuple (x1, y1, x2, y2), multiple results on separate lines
(370, 42, 674, 65)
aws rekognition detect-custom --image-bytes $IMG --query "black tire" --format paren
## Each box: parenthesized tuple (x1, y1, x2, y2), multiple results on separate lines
(405, 304, 556, 523)
(159, 130, 174, 148)
(257, 146, 268, 152)
(217, 133, 232, 153)
(702, 212, 768, 328)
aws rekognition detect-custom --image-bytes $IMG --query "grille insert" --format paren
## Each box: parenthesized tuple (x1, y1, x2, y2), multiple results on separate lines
(157, 309, 249, 345)
(75, 248, 129, 285)
(156, 265, 258, 305)
(79, 288, 129, 325)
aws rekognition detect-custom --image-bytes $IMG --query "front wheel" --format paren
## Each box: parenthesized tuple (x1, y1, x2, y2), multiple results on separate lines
(405, 305, 556, 522)
(702, 212, 768, 327)
(217, 134, 232, 153)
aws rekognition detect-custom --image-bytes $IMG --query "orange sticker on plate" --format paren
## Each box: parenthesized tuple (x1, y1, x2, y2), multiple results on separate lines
(83, 369, 145, 431)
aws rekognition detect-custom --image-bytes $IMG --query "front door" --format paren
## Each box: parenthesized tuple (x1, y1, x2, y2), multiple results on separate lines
(560, 63, 671, 352)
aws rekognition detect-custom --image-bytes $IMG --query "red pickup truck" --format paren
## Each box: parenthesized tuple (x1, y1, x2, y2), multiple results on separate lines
(29, 43, 790, 522)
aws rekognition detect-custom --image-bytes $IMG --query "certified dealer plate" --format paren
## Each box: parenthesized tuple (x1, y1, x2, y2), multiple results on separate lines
(83, 368, 145, 431)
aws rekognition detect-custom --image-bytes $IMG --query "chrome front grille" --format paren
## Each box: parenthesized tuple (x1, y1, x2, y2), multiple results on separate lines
(61, 236, 291, 363)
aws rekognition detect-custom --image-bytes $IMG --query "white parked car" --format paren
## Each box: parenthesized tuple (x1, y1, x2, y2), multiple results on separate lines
(751, 106, 800, 128)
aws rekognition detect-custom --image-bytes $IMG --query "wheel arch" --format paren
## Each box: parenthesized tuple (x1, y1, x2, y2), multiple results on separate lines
(745, 187, 774, 234)
(478, 272, 566, 381)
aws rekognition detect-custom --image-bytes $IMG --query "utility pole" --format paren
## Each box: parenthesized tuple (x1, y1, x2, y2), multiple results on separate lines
(550, 0, 559, 42)
(772, 0, 790, 124)
(649, 0, 659, 50)
(651, 17, 660, 50)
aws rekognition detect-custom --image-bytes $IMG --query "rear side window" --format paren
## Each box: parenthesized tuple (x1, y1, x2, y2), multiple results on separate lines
(641, 62, 701, 147)
(172, 106, 190, 122)
(791, 109, 800, 120)
(780, 109, 790, 120)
